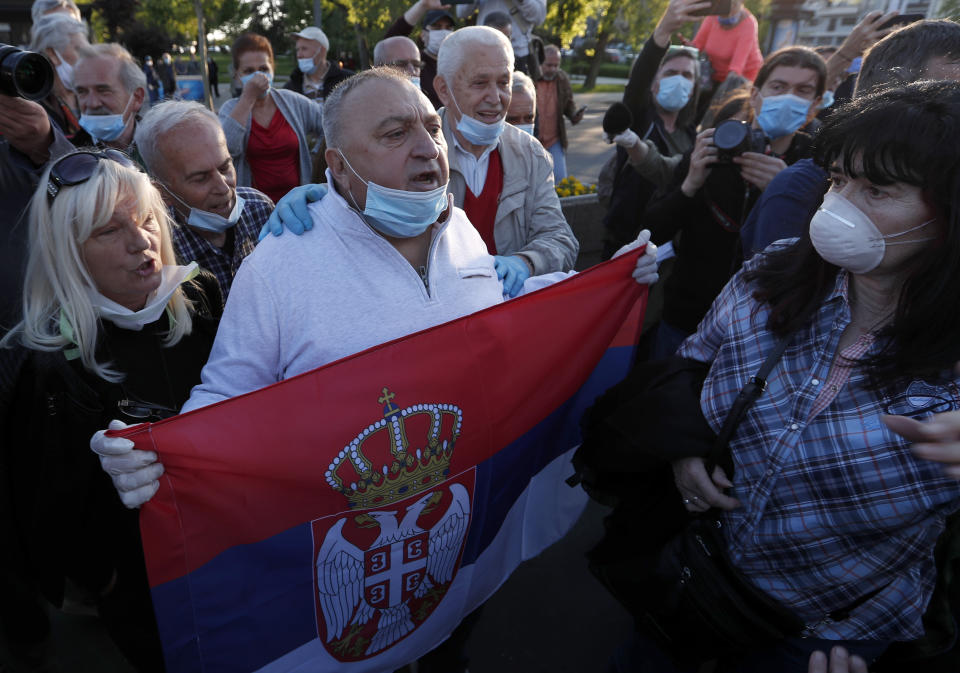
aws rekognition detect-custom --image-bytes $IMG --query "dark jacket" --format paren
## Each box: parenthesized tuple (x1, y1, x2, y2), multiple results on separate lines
(534, 69, 577, 150)
(601, 36, 698, 259)
(383, 15, 440, 110)
(644, 132, 814, 334)
(283, 60, 354, 101)
(0, 273, 221, 650)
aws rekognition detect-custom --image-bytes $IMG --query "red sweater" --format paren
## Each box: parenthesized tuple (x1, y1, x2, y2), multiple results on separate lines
(692, 10, 763, 83)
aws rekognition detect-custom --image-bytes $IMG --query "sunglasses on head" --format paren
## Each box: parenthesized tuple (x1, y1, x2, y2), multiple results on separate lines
(46, 149, 137, 203)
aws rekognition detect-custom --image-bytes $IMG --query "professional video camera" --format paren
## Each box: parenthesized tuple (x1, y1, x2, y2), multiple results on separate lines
(713, 119, 766, 163)
(0, 44, 55, 101)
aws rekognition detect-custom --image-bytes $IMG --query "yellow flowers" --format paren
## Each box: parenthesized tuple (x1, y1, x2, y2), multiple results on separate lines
(555, 176, 598, 198)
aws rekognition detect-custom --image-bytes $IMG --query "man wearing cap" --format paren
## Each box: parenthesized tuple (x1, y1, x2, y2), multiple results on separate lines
(284, 26, 354, 104)
(384, 0, 456, 110)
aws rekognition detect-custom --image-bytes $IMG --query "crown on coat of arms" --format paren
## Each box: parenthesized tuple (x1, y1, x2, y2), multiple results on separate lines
(326, 388, 462, 509)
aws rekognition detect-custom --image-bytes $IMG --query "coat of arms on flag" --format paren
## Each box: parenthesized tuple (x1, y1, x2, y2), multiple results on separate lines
(311, 388, 473, 660)
(120, 251, 648, 672)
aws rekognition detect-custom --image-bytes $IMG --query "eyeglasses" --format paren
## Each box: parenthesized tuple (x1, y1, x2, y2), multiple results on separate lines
(46, 149, 136, 203)
(386, 59, 423, 73)
(883, 394, 954, 418)
(117, 397, 177, 422)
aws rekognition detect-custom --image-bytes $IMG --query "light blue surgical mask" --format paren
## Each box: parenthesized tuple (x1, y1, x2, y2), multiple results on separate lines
(655, 75, 693, 112)
(816, 90, 835, 110)
(240, 71, 274, 92)
(451, 93, 505, 147)
(162, 184, 245, 234)
(756, 93, 812, 139)
(411, 76, 421, 90)
(338, 150, 449, 238)
(515, 123, 535, 135)
(297, 57, 318, 74)
(79, 95, 135, 143)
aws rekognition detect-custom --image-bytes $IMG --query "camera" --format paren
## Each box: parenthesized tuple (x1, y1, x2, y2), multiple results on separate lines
(713, 120, 766, 162)
(0, 44, 55, 101)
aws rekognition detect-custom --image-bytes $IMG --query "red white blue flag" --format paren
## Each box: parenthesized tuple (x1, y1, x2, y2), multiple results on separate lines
(118, 252, 647, 672)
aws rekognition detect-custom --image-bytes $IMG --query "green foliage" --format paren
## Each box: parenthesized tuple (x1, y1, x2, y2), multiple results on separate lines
(543, 0, 669, 49)
(939, 0, 960, 20)
(566, 61, 631, 77)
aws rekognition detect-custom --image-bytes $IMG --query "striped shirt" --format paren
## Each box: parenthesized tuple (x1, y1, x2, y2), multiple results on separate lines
(170, 187, 274, 304)
(678, 246, 960, 641)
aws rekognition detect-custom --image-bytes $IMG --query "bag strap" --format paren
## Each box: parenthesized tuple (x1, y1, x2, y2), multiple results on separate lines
(705, 334, 793, 473)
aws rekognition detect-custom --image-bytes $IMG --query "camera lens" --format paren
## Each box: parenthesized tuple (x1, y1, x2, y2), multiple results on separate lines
(0, 45, 55, 101)
(713, 120, 749, 152)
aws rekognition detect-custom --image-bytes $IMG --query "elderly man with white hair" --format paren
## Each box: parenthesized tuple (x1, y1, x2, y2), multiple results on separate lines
(135, 101, 275, 303)
(434, 26, 577, 296)
(507, 70, 537, 134)
(73, 43, 147, 151)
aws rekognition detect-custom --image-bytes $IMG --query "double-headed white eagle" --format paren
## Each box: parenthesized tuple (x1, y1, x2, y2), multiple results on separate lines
(316, 483, 470, 655)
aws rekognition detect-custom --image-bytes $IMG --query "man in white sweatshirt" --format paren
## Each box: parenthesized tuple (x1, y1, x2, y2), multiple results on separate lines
(92, 66, 657, 497)
(91, 66, 657, 673)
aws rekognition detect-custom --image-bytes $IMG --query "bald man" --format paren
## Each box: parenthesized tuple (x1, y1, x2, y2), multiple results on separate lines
(373, 36, 424, 89)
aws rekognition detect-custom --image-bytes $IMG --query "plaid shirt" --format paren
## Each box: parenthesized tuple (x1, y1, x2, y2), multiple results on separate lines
(170, 187, 274, 304)
(678, 249, 960, 642)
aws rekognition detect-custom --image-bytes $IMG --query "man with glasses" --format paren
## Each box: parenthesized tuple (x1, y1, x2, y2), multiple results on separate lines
(383, 0, 457, 110)
(374, 36, 423, 87)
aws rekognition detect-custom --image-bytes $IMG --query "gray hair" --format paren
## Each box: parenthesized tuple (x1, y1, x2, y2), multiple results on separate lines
(76, 43, 147, 96)
(511, 70, 535, 101)
(323, 67, 411, 149)
(481, 11, 512, 31)
(544, 44, 561, 59)
(135, 101, 222, 177)
(31, 0, 80, 23)
(29, 13, 87, 54)
(437, 26, 513, 84)
(373, 35, 418, 66)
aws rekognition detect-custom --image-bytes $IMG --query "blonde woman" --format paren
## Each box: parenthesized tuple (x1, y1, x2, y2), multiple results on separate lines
(0, 149, 221, 670)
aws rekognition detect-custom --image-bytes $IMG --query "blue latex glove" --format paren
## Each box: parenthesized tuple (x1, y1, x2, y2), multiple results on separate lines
(494, 255, 532, 297)
(258, 183, 328, 241)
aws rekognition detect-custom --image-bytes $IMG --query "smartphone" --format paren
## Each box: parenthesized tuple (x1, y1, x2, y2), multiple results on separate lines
(690, 0, 733, 17)
(879, 13, 924, 31)
(575, 105, 587, 117)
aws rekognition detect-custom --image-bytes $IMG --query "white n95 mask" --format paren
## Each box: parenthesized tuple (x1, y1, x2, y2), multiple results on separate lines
(809, 192, 935, 274)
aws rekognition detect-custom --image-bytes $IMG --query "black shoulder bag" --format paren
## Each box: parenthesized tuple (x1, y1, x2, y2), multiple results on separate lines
(632, 336, 805, 664)
(581, 336, 807, 665)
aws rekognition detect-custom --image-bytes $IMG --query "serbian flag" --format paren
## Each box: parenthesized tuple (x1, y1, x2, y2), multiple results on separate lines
(117, 251, 647, 672)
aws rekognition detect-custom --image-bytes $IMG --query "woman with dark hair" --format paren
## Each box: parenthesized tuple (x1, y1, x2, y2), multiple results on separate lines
(218, 33, 324, 203)
(0, 149, 221, 669)
(665, 80, 960, 671)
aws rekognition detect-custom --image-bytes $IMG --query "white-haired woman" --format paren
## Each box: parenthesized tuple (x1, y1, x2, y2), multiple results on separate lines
(28, 13, 89, 143)
(0, 149, 221, 670)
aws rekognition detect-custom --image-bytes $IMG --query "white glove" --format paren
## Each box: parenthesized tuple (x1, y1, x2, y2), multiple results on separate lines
(90, 419, 164, 509)
(604, 129, 640, 149)
(613, 229, 659, 286)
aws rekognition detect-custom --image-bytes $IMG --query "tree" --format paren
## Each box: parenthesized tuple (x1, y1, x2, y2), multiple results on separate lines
(543, 0, 669, 90)
(91, 0, 139, 41)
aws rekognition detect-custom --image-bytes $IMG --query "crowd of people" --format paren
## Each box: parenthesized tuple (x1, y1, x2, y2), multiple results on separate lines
(3, 0, 960, 671)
